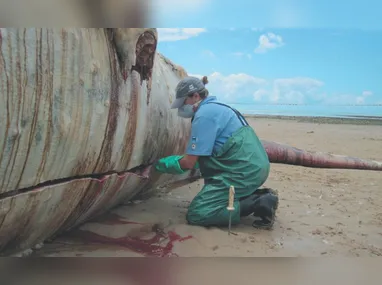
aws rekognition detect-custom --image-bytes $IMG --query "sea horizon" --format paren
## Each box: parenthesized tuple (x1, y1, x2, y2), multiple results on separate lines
(229, 104, 382, 119)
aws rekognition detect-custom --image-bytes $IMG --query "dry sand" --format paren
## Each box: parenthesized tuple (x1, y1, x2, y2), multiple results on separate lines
(32, 116, 382, 257)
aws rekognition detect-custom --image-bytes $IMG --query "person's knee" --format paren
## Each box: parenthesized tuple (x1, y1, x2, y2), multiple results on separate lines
(186, 205, 221, 226)
(185, 195, 212, 225)
(186, 201, 211, 225)
(186, 208, 205, 225)
(186, 205, 241, 227)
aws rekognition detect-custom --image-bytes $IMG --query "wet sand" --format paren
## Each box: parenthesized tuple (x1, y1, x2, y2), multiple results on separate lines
(31, 116, 382, 257)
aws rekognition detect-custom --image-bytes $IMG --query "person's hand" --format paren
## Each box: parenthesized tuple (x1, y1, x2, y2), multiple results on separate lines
(155, 155, 185, 174)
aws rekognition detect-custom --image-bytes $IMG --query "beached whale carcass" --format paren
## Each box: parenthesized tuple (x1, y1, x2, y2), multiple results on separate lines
(0, 28, 381, 256)
(0, 28, 199, 255)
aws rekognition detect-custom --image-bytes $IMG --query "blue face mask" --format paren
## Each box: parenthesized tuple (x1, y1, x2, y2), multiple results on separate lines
(178, 104, 194, 118)
(178, 100, 203, 118)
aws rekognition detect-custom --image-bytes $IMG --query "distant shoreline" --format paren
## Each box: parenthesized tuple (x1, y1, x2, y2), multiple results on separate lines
(243, 114, 382, 126)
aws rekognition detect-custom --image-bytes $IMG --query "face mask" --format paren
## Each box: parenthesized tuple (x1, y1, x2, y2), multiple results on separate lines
(177, 99, 203, 118)
(178, 104, 194, 118)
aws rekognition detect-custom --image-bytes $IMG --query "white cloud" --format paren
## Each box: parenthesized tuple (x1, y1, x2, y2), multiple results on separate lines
(254, 32, 284, 53)
(253, 89, 268, 101)
(231, 52, 252, 60)
(189, 72, 267, 103)
(209, 73, 267, 95)
(252, 77, 324, 104)
(354, 90, 373, 105)
(187, 72, 375, 105)
(325, 90, 375, 105)
(157, 28, 207, 42)
(362, 90, 373, 97)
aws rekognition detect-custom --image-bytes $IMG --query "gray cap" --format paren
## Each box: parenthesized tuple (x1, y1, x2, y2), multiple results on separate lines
(171, 76, 206, 109)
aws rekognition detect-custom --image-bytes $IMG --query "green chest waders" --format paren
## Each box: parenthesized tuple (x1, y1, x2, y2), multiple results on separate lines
(186, 103, 271, 226)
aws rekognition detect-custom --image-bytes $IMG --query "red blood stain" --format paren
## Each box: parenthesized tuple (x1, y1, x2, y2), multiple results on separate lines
(66, 211, 193, 257)
(60, 212, 188, 283)
(122, 69, 128, 81)
(70, 229, 192, 257)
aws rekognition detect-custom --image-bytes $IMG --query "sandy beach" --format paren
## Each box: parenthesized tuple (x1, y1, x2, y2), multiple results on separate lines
(31, 116, 382, 257)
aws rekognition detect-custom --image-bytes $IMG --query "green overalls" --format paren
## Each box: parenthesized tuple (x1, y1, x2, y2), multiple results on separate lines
(186, 103, 271, 226)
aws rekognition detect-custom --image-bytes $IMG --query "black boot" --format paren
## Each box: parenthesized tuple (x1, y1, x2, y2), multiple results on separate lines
(251, 192, 279, 230)
(239, 192, 262, 217)
(239, 188, 279, 230)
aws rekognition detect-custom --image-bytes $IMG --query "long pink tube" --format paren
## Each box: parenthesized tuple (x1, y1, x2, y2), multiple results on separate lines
(262, 140, 382, 171)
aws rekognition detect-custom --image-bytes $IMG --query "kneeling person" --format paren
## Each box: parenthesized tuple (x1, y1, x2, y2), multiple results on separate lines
(155, 76, 279, 229)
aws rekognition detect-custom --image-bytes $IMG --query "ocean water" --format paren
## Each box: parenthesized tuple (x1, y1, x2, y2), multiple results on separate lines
(229, 104, 382, 119)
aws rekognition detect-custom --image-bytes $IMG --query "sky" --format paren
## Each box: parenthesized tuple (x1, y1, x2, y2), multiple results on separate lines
(151, 0, 382, 107)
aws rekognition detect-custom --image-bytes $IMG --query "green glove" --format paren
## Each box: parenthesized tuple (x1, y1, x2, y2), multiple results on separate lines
(155, 155, 185, 174)
(194, 161, 200, 169)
